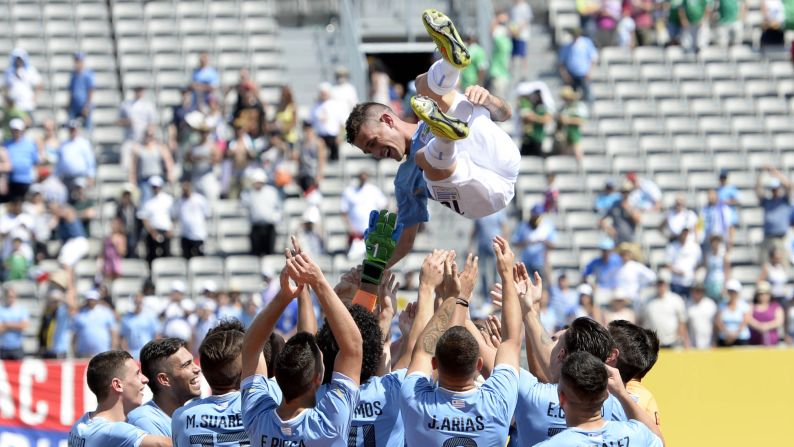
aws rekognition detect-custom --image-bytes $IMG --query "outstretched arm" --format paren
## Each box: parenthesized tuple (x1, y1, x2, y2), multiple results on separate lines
(493, 237, 521, 371)
(296, 287, 317, 335)
(607, 365, 665, 443)
(464, 85, 512, 122)
(407, 296, 469, 376)
(387, 223, 418, 268)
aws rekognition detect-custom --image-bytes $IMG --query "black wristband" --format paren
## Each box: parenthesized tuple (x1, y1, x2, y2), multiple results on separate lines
(360, 260, 385, 285)
(456, 299, 469, 308)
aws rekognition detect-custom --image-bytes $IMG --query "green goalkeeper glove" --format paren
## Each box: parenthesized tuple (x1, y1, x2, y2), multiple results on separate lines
(360, 209, 403, 286)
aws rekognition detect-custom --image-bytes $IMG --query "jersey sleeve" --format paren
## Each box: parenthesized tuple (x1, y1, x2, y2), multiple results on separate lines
(383, 368, 408, 403)
(400, 372, 434, 416)
(395, 181, 429, 229)
(627, 420, 664, 447)
(481, 365, 520, 418)
(128, 410, 169, 437)
(312, 372, 360, 436)
(517, 368, 540, 399)
(240, 374, 280, 429)
(103, 421, 147, 447)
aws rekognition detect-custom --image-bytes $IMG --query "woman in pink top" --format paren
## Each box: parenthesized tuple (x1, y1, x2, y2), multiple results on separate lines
(749, 281, 784, 346)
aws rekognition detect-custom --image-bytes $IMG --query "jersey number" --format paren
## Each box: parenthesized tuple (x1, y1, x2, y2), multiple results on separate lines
(189, 432, 250, 447)
(347, 423, 376, 447)
(440, 200, 465, 215)
(442, 436, 477, 447)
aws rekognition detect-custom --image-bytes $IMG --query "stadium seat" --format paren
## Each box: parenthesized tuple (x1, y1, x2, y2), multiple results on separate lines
(152, 257, 188, 282)
(112, 278, 144, 300)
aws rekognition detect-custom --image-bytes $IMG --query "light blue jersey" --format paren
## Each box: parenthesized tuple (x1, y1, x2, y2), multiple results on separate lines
(532, 420, 662, 447)
(394, 123, 432, 229)
(317, 369, 406, 447)
(400, 365, 519, 447)
(127, 400, 171, 437)
(515, 369, 627, 446)
(120, 311, 160, 359)
(172, 392, 248, 447)
(72, 304, 117, 357)
(68, 412, 146, 447)
(241, 372, 359, 447)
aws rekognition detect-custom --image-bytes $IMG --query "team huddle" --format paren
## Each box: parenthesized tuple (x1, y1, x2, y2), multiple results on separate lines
(69, 9, 665, 447)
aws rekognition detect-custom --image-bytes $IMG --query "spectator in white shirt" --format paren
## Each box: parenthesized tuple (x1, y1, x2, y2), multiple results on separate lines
(626, 171, 661, 211)
(615, 243, 656, 305)
(687, 283, 717, 349)
(296, 206, 326, 258)
(173, 180, 210, 259)
(310, 82, 346, 161)
(118, 86, 159, 143)
(662, 194, 698, 241)
(642, 274, 690, 348)
(340, 170, 387, 254)
(3, 48, 42, 116)
(241, 169, 282, 256)
(137, 176, 174, 265)
(664, 227, 702, 299)
(0, 199, 34, 266)
(331, 66, 359, 117)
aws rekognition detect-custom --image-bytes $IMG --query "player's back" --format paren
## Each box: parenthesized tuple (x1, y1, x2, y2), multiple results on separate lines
(171, 392, 248, 447)
(318, 369, 406, 447)
(127, 400, 171, 436)
(532, 420, 663, 447)
(68, 412, 146, 447)
(400, 365, 519, 446)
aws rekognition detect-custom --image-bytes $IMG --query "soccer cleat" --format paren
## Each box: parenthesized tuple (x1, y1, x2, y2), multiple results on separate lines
(421, 8, 470, 69)
(411, 95, 469, 140)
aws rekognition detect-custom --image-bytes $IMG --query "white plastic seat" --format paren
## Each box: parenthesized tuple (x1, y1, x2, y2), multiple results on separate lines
(152, 257, 188, 281)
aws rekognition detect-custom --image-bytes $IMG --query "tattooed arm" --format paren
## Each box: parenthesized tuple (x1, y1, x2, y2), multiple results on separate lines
(406, 295, 469, 376)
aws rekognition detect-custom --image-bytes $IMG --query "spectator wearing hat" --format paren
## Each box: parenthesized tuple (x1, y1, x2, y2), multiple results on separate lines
(0, 286, 29, 359)
(55, 120, 95, 198)
(294, 120, 327, 193)
(554, 86, 588, 161)
(341, 169, 387, 251)
(332, 66, 359, 118)
(71, 178, 96, 236)
(242, 169, 281, 256)
(583, 238, 623, 296)
(120, 293, 161, 359)
(574, 283, 604, 323)
(115, 186, 141, 258)
(72, 289, 118, 358)
(615, 243, 656, 303)
(749, 281, 784, 346)
(173, 180, 210, 259)
(191, 52, 220, 110)
(160, 280, 190, 320)
(67, 52, 94, 129)
(4, 117, 39, 201)
(54, 204, 89, 268)
(603, 289, 636, 325)
(512, 203, 557, 282)
(558, 27, 597, 103)
(642, 274, 689, 348)
(756, 164, 791, 263)
(662, 194, 698, 241)
(130, 125, 175, 205)
(716, 279, 751, 347)
(687, 283, 718, 349)
(600, 180, 641, 246)
(38, 288, 75, 359)
(2, 48, 42, 117)
(310, 82, 346, 161)
(137, 176, 174, 265)
(232, 80, 267, 141)
(119, 86, 158, 145)
(471, 209, 510, 305)
(297, 206, 325, 258)
(626, 171, 662, 212)
(701, 188, 735, 249)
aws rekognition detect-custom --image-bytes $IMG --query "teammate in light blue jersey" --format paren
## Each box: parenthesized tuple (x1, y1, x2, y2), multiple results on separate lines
(68, 350, 171, 447)
(401, 237, 523, 447)
(532, 352, 664, 447)
(172, 321, 263, 446)
(240, 243, 362, 446)
(128, 338, 202, 436)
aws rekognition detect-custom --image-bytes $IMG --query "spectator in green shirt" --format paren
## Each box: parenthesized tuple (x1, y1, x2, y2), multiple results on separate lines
(715, 0, 746, 46)
(518, 88, 552, 157)
(669, 0, 713, 53)
(554, 86, 588, 162)
(460, 34, 489, 91)
(489, 11, 513, 102)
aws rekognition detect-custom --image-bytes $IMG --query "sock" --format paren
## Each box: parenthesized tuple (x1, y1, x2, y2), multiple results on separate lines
(427, 59, 460, 96)
(425, 137, 457, 170)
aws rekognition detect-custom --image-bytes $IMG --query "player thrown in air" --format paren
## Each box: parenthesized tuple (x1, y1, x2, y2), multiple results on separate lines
(345, 9, 521, 266)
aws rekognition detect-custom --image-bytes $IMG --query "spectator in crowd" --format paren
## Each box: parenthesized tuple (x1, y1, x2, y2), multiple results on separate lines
(460, 33, 489, 91)
(331, 67, 359, 117)
(670, 0, 712, 53)
(71, 179, 96, 236)
(584, 238, 623, 296)
(5, 118, 39, 201)
(120, 293, 160, 359)
(72, 289, 118, 358)
(38, 288, 74, 359)
(538, 289, 559, 333)
(490, 10, 514, 100)
(188, 123, 221, 202)
(115, 186, 140, 258)
(642, 275, 689, 348)
(232, 81, 267, 142)
(554, 86, 588, 160)
(717, 169, 740, 222)
(218, 288, 244, 321)
(471, 209, 509, 306)
(664, 227, 701, 299)
(701, 188, 735, 249)
(169, 87, 195, 157)
(577, 0, 602, 36)
(601, 180, 641, 246)
(162, 300, 195, 352)
(748, 281, 784, 346)
(603, 290, 636, 324)
(368, 58, 391, 106)
(221, 124, 256, 199)
(55, 205, 89, 268)
(37, 118, 61, 166)
(130, 126, 175, 205)
(310, 82, 346, 161)
(5, 236, 30, 280)
(101, 216, 126, 281)
(703, 234, 730, 301)
(173, 180, 210, 259)
(119, 86, 159, 145)
(595, 179, 621, 215)
(273, 85, 298, 147)
(687, 283, 718, 349)
(662, 194, 698, 241)
(160, 280, 189, 321)
(558, 28, 597, 103)
(627, 171, 662, 211)
(549, 272, 580, 325)
(575, 283, 604, 322)
(24, 185, 52, 262)
(716, 279, 751, 346)
(3, 48, 42, 118)
(137, 176, 174, 265)
(191, 52, 220, 109)
(67, 52, 94, 129)
(0, 198, 34, 267)
(295, 120, 327, 192)
(242, 169, 281, 256)
(56, 120, 95, 198)
(512, 204, 556, 282)
(1, 95, 29, 140)
(615, 243, 656, 304)
(628, 0, 656, 46)
(341, 169, 387, 254)
(0, 287, 29, 359)
(760, 0, 786, 48)
(296, 206, 325, 258)
(715, 0, 746, 46)
(510, 0, 533, 73)
(756, 164, 790, 263)
(518, 85, 552, 157)
(759, 247, 788, 303)
(596, 0, 623, 47)
(38, 166, 67, 206)
(544, 173, 559, 213)
(191, 298, 217, 355)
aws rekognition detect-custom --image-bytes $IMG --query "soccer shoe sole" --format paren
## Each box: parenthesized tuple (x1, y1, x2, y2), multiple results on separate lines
(411, 95, 469, 140)
(421, 8, 470, 69)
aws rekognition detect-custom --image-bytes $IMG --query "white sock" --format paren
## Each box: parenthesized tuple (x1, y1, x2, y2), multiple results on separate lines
(425, 137, 457, 170)
(427, 59, 459, 96)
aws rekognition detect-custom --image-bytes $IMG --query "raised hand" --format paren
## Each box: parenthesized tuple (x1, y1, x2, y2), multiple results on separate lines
(286, 251, 326, 288)
(493, 236, 516, 278)
(334, 265, 362, 305)
(439, 251, 462, 300)
(458, 253, 479, 300)
(377, 269, 399, 322)
(399, 301, 417, 335)
(419, 249, 447, 289)
(361, 210, 403, 286)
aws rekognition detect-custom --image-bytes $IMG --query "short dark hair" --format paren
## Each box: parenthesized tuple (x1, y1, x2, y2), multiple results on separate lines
(206, 318, 246, 338)
(608, 320, 654, 383)
(275, 332, 322, 402)
(263, 332, 286, 379)
(86, 350, 133, 403)
(564, 317, 615, 362)
(344, 102, 392, 145)
(316, 304, 383, 384)
(435, 326, 480, 379)
(559, 351, 609, 411)
(199, 329, 244, 391)
(637, 328, 660, 380)
(139, 338, 187, 395)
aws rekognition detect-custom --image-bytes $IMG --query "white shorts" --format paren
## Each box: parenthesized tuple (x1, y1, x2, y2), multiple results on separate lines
(58, 236, 89, 267)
